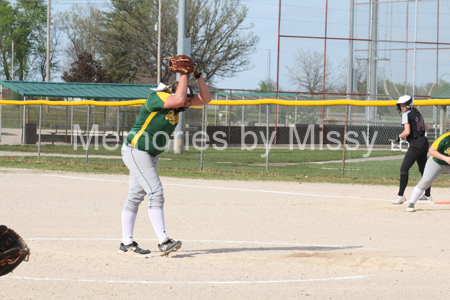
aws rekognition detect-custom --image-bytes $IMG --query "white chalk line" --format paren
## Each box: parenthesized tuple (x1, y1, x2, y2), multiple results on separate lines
(2, 275, 365, 285)
(1, 173, 394, 202)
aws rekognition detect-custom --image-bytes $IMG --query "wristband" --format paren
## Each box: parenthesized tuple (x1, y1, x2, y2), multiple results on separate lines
(194, 72, 202, 79)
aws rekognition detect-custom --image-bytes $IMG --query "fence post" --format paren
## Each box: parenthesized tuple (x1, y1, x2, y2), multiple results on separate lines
(266, 104, 270, 173)
(341, 105, 349, 176)
(103, 106, 107, 135)
(259, 97, 261, 125)
(0, 104, 2, 143)
(22, 97, 26, 144)
(65, 103, 68, 142)
(117, 106, 120, 142)
(433, 105, 438, 139)
(228, 91, 232, 144)
(242, 96, 244, 125)
(71, 104, 74, 145)
(122, 111, 125, 140)
(200, 105, 207, 170)
(86, 105, 90, 164)
(214, 93, 217, 125)
(0, 84, 2, 142)
(295, 95, 298, 124)
(440, 105, 447, 135)
(38, 104, 42, 160)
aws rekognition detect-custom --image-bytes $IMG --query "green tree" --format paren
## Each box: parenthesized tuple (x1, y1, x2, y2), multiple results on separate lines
(12, 0, 47, 80)
(57, 0, 259, 84)
(0, 0, 16, 79)
(0, 0, 48, 81)
(256, 78, 275, 92)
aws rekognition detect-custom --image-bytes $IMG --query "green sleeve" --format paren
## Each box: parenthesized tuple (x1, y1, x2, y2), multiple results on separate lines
(144, 92, 165, 112)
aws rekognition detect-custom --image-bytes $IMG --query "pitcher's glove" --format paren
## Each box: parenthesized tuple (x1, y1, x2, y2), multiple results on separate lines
(167, 55, 194, 74)
(0, 225, 30, 277)
(167, 55, 202, 79)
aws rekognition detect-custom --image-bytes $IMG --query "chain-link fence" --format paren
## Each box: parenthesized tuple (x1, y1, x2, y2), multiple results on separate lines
(202, 101, 443, 179)
(0, 89, 448, 181)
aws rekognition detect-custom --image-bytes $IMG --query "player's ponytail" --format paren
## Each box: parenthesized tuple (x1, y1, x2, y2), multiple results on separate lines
(163, 81, 177, 94)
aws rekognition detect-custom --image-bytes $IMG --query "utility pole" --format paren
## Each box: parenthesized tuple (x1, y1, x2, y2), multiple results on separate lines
(11, 41, 14, 80)
(46, 0, 51, 113)
(173, 0, 190, 154)
(366, 0, 378, 122)
(157, 0, 161, 84)
(46, 0, 50, 83)
(347, 0, 355, 121)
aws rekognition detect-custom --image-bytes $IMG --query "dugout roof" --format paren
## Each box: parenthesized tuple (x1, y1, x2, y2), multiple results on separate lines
(0, 80, 158, 100)
(431, 86, 450, 99)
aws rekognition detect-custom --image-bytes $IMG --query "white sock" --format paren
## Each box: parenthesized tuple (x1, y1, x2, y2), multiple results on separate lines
(149, 209, 167, 244)
(121, 211, 137, 245)
(410, 186, 425, 205)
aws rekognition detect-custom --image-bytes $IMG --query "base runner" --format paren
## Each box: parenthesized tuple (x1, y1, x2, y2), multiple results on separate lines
(391, 95, 432, 205)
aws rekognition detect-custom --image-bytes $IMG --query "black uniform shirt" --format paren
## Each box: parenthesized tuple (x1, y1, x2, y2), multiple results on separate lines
(401, 110, 425, 141)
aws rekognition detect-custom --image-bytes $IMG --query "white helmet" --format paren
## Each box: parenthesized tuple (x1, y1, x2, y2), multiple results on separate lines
(397, 95, 414, 111)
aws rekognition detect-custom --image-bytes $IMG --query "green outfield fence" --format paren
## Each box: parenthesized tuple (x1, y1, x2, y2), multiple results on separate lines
(1, 87, 450, 181)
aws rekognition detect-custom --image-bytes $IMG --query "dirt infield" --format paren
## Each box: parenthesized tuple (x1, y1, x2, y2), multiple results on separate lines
(1, 167, 450, 299)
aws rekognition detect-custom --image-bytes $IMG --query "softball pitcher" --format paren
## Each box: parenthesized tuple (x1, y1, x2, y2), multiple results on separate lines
(119, 57, 210, 256)
(406, 132, 450, 212)
(391, 95, 432, 205)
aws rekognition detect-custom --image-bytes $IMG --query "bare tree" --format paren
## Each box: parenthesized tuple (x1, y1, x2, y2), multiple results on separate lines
(55, 4, 103, 74)
(56, 0, 259, 84)
(31, 20, 62, 81)
(286, 48, 334, 94)
(335, 57, 368, 95)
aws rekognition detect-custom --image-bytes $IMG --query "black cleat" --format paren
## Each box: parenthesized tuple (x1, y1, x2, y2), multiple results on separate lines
(119, 241, 151, 255)
(158, 237, 182, 256)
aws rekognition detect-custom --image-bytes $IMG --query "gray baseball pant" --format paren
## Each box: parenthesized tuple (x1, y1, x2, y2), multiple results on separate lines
(121, 143, 165, 213)
(416, 157, 450, 191)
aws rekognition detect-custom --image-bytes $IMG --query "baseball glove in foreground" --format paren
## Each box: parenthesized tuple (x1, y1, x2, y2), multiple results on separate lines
(0, 225, 30, 276)
(167, 55, 194, 74)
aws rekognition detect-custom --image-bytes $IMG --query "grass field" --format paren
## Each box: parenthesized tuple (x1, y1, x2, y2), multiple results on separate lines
(1, 143, 450, 187)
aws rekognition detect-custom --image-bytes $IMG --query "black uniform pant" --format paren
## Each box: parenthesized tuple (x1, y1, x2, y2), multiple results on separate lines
(398, 136, 430, 196)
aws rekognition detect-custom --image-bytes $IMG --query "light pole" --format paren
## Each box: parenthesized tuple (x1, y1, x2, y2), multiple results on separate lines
(173, 0, 188, 154)
(46, 0, 50, 83)
(157, 0, 161, 84)
(11, 41, 14, 80)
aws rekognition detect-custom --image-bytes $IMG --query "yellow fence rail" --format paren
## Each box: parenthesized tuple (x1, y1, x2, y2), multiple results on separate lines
(1, 99, 450, 107)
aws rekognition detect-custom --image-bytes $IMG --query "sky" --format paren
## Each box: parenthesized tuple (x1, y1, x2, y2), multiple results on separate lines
(218, 0, 280, 90)
(214, 0, 450, 93)
(33, 0, 450, 93)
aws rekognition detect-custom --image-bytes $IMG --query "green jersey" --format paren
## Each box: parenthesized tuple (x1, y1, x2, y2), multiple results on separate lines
(431, 132, 450, 166)
(126, 91, 180, 156)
